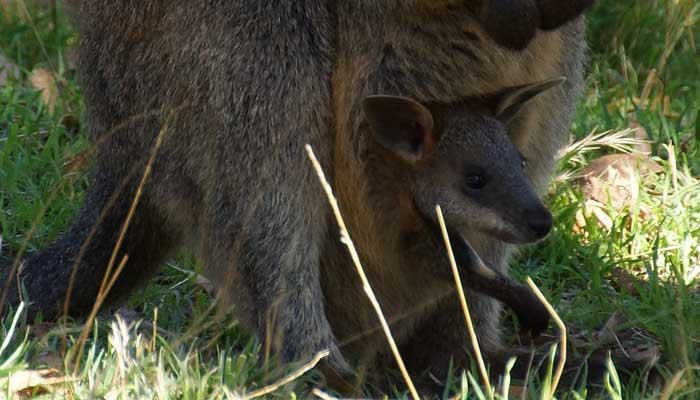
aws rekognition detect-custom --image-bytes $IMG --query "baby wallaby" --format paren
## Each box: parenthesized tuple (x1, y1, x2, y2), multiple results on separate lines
(362, 78, 565, 337)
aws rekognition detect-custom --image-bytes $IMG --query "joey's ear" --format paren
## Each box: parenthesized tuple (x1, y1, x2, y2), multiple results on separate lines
(363, 95, 435, 164)
(495, 76, 566, 123)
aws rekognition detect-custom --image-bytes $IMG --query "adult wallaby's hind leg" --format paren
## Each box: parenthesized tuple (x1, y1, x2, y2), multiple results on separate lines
(1, 164, 179, 320)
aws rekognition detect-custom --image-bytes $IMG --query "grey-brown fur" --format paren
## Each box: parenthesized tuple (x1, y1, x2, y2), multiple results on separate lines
(360, 85, 564, 339)
(1, 0, 590, 394)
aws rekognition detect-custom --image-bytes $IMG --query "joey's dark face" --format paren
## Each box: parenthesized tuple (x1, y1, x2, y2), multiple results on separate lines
(362, 78, 566, 244)
(412, 112, 552, 244)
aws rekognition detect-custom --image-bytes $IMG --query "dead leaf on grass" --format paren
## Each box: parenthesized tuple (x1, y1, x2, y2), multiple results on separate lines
(29, 68, 59, 112)
(0, 369, 75, 398)
(574, 153, 662, 231)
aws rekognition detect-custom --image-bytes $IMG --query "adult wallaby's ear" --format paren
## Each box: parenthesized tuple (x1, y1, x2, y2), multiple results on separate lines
(537, 0, 595, 30)
(479, 0, 594, 50)
(363, 95, 435, 164)
(495, 76, 566, 123)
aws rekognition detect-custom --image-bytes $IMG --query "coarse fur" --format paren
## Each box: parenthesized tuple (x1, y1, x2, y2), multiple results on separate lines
(360, 86, 562, 341)
(1, 0, 589, 395)
(326, 2, 585, 388)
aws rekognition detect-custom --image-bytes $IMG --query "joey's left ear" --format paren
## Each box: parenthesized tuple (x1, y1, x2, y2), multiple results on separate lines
(494, 76, 566, 123)
(363, 95, 436, 164)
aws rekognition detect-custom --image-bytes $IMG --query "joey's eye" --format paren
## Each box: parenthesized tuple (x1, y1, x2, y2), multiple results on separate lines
(465, 174, 486, 189)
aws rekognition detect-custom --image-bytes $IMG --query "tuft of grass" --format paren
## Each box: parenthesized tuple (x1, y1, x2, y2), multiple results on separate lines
(1, 0, 699, 398)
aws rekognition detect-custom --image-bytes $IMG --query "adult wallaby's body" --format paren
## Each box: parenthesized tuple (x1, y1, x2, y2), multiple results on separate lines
(2, 0, 589, 392)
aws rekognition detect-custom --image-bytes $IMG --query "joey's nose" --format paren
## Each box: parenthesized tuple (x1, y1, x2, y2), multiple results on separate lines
(526, 208, 553, 238)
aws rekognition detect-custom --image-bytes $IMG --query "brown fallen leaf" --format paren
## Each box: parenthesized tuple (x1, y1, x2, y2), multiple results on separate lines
(0, 369, 75, 397)
(579, 153, 661, 208)
(574, 153, 662, 231)
(29, 68, 59, 112)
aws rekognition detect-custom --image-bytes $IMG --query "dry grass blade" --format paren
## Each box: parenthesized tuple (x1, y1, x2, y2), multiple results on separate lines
(556, 128, 650, 180)
(525, 277, 566, 398)
(435, 205, 493, 399)
(243, 350, 330, 400)
(312, 388, 343, 400)
(305, 144, 420, 400)
(71, 111, 174, 371)
(659, 368, 687, 400)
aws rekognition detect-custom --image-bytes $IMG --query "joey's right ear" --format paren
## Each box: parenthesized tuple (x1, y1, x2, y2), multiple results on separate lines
(494, 76, 566, 123)
(363, 95, 435, 164)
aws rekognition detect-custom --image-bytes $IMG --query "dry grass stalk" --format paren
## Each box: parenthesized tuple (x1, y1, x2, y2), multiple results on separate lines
(525, 277, 566, 398)
(243, 350, 330, 400)
(312, 388, 343, 400)
(305, 144, 420, 400)
(659, 368, 687, 400)
(72, 111, 174, 370)
(434, 205, 493, 399)
(151, 307, 158, 351)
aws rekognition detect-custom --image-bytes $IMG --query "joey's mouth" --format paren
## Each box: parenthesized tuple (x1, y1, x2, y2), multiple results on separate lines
(484, 225, 550, 244)
(484, 227, 530, 244)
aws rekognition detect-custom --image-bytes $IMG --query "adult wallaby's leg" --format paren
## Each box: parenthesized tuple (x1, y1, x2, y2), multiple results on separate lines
(182, 2, 344, 371)
(1, 154, 179, 320)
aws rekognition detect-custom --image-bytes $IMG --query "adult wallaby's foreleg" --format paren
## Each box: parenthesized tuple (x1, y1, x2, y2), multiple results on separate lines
(188, 1, 346, 374)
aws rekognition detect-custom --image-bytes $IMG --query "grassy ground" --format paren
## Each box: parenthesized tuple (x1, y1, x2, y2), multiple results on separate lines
(1, 0, 699, 398)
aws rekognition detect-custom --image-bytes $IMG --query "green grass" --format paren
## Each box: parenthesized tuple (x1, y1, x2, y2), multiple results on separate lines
(1, 0, 699, 398)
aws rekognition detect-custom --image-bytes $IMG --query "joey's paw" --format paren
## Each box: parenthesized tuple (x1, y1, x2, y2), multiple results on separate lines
(511, 285, 550, 338)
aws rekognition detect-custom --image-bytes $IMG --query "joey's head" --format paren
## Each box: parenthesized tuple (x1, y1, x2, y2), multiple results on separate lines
(363, 77, 565, 244)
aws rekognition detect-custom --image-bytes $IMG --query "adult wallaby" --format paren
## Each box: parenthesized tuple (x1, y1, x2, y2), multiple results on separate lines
(1, 0, 592, 394)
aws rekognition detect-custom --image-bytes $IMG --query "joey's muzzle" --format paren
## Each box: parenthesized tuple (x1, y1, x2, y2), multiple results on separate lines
(524, 206, 553, 239)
